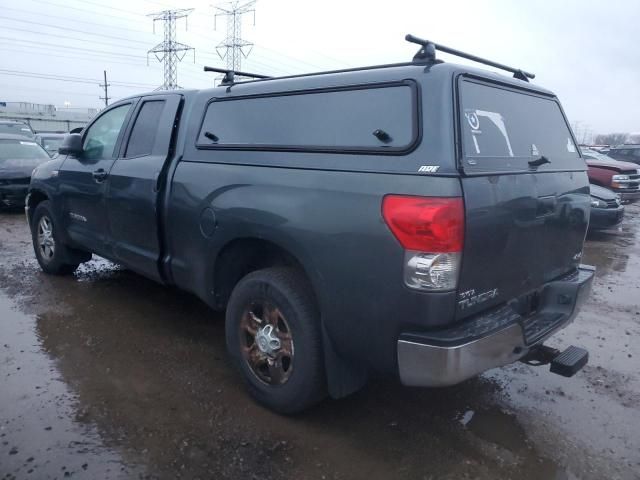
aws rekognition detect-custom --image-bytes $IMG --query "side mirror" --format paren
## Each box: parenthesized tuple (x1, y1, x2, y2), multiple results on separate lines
(58, 133, 83, 156)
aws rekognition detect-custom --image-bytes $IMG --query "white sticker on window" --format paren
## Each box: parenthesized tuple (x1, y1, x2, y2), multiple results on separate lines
(476, 110, 514, 157)
(472, 135, 481, 154)
(20, 141, 37, 145)
(466, 111, 480, 131)
(531, 144, 540, 156)
(21, 128, 31, 132)
(567, 138, 576, 153)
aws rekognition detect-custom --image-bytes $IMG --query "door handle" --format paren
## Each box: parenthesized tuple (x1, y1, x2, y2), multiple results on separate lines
(92, 168, 108, 182)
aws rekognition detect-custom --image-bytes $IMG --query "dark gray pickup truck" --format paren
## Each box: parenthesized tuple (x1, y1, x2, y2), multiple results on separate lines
(27, 36, 594, 413)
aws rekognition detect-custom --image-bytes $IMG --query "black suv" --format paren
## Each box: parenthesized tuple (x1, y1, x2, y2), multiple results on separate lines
(608, 144, 640, 165)
(26, 36, 594, 413)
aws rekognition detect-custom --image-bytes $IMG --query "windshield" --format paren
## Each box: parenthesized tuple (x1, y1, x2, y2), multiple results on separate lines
(0, 139, 51, 166)
(0, 123, 35, 138)
(459, 80, 583, 172)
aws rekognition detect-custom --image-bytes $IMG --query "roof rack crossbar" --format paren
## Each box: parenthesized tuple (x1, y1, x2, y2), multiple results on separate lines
(405, 34, 535, 81)
(203, 66, 271, 85)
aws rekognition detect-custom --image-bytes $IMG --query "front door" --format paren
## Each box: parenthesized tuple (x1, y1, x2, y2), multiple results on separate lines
(58, 102, 135, 255)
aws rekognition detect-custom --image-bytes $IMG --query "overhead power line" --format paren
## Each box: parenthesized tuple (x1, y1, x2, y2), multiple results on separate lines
(147, 9, 196, 90)
(0, 15, 151, 46)
(17, 1, 339, 73)
(0, 69, 157, 88)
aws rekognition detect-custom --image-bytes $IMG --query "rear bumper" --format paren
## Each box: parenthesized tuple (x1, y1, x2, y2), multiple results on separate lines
(397, 265, 595, 387)
(0, 183, 29, 208)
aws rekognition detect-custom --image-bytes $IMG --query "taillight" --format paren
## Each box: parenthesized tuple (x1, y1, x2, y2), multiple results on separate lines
(382, 195, 464, 291)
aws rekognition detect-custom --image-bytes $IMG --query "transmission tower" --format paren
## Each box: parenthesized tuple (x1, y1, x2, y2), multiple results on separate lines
(147, 9, 195, 90)
(214, 1, 256, 73)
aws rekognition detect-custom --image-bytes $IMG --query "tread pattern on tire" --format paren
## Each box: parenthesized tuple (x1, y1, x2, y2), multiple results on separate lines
(31, 200, 79, 276)
(226, 267, 326, 414)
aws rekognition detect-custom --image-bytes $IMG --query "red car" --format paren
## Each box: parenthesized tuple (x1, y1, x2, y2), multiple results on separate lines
(583, 148, 640, 203)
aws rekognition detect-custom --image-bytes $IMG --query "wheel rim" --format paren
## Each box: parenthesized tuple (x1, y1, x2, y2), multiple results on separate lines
(37, 216, 55, 261)
(239, 301, 294, 385)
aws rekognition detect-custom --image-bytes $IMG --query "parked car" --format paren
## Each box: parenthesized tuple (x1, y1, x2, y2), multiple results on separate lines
(35, 133, 66, 157)
(582, 148, 640, 202)
(0, 133, 51, 208)
(608, 144, 640, 165)
(581, 144, 610, 154)
(26, 35, 594, 413)
(0, 120, 36, 139)
(589, 185, 624, 231)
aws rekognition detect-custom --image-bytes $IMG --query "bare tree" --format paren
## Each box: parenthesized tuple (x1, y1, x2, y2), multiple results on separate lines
(570, 121, 593, 145)
(594, 133, 629, 146)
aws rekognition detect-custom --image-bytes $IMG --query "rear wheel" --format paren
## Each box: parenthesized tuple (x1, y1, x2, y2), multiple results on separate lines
(225, 267, 326, 414)
(31, 200, 79, 275)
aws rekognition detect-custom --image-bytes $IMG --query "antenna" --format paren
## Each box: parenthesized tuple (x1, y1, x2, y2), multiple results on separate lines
(147, 9, 196, 90)
(214, 1, 256, 82)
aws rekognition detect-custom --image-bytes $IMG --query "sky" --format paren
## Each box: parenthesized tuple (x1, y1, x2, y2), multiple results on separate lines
(1, 0, 638, 135)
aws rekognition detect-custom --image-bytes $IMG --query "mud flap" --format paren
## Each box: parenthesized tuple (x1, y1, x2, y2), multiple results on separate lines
(321, 322, 368, 398)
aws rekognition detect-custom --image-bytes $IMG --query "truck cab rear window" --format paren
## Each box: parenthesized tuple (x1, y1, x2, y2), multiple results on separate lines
(459, 80, 581, 172)
(197, 83, 417, 152)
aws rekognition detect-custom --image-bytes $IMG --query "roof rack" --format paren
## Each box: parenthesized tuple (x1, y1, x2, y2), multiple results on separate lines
(202, 34, 535, 88)
(405, 34, 535, 82)
(203, 66, 271, 85)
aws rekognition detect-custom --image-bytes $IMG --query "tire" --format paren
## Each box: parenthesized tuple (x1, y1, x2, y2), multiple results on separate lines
(31, 200, 79, 275)
(226, 267, 326, 414)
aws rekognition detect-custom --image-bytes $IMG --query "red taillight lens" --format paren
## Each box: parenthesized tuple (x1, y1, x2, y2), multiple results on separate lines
(382, 195, 464, 252)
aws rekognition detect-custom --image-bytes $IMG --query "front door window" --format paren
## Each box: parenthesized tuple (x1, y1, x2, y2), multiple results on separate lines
(83, 104, 131, 161)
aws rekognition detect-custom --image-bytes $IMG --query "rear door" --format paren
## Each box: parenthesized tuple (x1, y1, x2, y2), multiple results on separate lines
(104, 94, 181, 282)
(455, 77, 589, 319)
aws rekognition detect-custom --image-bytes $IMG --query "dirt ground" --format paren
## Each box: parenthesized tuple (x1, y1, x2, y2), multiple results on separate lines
(1, 206, 639, 480)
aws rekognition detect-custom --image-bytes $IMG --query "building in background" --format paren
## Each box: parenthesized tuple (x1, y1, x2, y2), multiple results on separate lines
(0, 102, 96, 133)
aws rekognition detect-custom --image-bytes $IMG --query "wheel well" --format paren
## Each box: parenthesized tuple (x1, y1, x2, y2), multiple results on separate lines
(213, 238, 314, 310)
(27, 190, 48, 222)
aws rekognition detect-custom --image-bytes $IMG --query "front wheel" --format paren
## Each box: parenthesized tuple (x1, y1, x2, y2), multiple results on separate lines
(31, 200, 79, 275)
(225, 267, 326, 414)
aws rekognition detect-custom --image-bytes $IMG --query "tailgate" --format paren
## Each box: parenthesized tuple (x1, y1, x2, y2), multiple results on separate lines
(455, 77, 589, 319)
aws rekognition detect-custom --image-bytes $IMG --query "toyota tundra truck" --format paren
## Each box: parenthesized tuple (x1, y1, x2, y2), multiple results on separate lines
(26, 36, 594, 413)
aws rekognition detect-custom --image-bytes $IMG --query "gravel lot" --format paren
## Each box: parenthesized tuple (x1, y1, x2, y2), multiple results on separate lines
(1, 207, 639, 479)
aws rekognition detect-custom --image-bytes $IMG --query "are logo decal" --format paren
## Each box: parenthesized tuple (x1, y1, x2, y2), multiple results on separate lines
(418, 165, 440, 173)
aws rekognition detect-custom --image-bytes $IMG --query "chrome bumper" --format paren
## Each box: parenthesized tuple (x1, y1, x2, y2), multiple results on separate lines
(397, 265, 595, 387)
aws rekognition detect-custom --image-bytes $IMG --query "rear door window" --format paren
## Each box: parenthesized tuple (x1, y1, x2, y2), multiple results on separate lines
(125, 100, 166, 158)
(459, 79, 583, 172)
(196, 82, 418, 153)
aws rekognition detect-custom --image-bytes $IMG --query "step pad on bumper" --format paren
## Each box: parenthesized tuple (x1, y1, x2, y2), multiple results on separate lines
(550, 346, 589, 377)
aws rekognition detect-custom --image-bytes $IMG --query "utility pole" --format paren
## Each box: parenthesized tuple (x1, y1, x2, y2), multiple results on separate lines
(214, 1, 256, 76)
(147, 9, 195, 90)
(99, 70, 110, 107)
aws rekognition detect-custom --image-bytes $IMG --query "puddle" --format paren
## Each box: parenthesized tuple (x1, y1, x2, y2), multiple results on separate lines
(0, 290, 143, 478)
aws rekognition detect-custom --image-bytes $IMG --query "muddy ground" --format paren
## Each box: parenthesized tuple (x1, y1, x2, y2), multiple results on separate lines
(1, 207, 639, 480)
